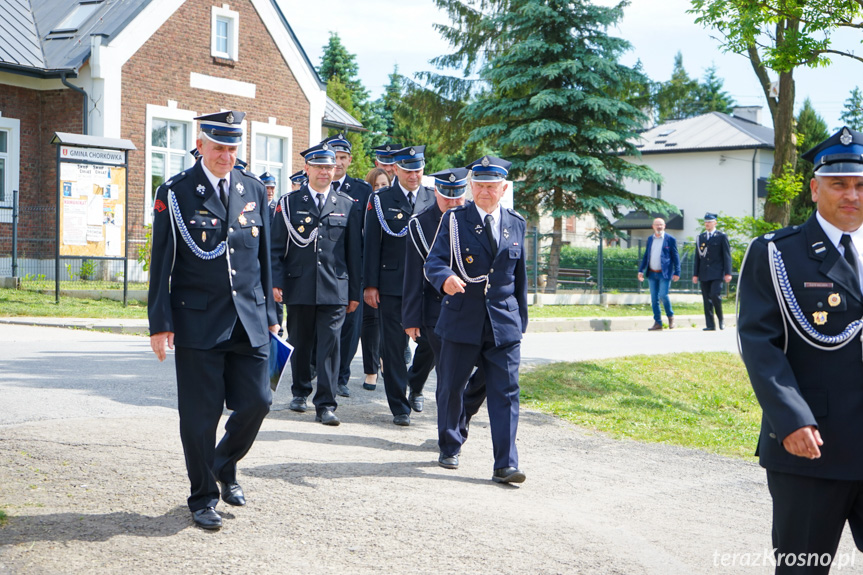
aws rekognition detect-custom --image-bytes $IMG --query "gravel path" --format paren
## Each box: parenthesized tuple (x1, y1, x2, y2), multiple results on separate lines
(1, 324, 861, 575)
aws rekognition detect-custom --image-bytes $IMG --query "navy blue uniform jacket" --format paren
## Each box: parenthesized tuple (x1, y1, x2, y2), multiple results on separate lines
(424, 205, 528, 346)
(402, 203, 446, 329)
(363, 181, 435, 296)
(270, 185, 362, 306)
(148, 161, 276, 349)
(694, 230, 732, 280)
(738, 214, 863, 480)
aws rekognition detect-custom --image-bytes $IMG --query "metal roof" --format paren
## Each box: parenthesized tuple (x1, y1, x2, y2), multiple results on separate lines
(0, 0, 324, 86)
(51, 131, 136, 150)
(633, 112, 774, 155)
(323, 96, 366, 132)
(613, 210, 683, 230)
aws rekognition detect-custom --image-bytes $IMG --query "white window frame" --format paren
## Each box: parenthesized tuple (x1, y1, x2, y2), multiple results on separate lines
(250, 120, 292, 199)
(145, 104, 196, 224)
(211, 5, 239, 61)
(0, 116, 20, 224)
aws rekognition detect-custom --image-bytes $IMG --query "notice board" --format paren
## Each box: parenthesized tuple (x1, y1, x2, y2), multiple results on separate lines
(57, 146, 127, 258)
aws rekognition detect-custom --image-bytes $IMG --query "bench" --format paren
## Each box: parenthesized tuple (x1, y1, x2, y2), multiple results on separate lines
(545, 268, 596, 290)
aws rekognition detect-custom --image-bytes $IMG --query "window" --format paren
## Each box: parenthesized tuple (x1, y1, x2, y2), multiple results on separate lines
(250, 121, 292, 199)
(0, 117, 20, 224)
(52, 1, 102, 33)
(211, 6, 239, 60)
(145, 105, 195, 222)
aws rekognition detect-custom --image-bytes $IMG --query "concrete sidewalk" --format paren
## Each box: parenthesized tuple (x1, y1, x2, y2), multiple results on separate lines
(0, 313, 730, 334)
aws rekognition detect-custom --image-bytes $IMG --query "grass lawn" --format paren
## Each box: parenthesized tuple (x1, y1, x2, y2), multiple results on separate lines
(528, 301, 719, 318)
(0, 288, 148, 319)
(520, 352, 760, 459)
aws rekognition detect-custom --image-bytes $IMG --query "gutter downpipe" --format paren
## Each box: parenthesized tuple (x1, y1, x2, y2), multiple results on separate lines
(751, 149, 758, 217)
(60, 72, 88, 135)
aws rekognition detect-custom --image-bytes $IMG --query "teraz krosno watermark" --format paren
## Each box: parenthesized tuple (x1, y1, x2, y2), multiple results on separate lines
(713, 549, 857, 569)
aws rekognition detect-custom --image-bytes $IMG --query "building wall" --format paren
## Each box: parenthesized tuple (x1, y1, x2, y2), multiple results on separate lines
(121, 0, 313, 246)
(622, 148, 774, 245)
(0, 85, 83, 260)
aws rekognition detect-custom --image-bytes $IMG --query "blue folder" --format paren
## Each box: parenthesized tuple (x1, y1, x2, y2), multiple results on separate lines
(268, 333, 293, 391)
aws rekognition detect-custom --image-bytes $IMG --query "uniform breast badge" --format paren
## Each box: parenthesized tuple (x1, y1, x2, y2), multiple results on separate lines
(396, 213, 404, 219)
(236, 182, 244, 194)
(503, 228, 510, 239)
(828, 293, 842, 307)
(238, 214, 248, 226)
(251, 226, 259, 237)
(202, 231, 207, 242)
(298, 226, 305, 233)
(466, 255, 474, 264)
(305, 217, 312, 223)
(813, 311, 828, 326)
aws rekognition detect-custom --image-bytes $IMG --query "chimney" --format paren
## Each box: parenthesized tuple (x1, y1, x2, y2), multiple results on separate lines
(732, 106, 762, 125)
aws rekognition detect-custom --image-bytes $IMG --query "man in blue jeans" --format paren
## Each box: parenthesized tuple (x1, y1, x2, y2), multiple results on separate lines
(637, 217, 680, 331)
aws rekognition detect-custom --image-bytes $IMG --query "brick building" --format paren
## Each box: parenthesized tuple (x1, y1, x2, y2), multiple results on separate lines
(0, 0, 329, 280)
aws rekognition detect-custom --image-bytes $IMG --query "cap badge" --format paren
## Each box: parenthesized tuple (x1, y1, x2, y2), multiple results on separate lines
(448, 174, 456, 182)
(813, 311, 828, 326)
(481, 157, 490, 167)
(322, 144, 329, 151)
(841, 128, 853, 146)
(386, 145, 392, 152)
(828, 293, 842, 307)
(409, 148, 416, 156)
(226, 112, 234, 124)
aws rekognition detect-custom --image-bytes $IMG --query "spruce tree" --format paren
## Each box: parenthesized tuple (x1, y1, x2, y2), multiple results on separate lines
(461, 0, 665, 290)
(697, 64, 735, 115)
(655, 52, 702, 122)
(790, 98, 829, 224)
(840, 87, 863, 132)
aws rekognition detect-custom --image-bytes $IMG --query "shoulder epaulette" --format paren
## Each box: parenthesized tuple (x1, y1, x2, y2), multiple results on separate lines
(238, 169, 263, 185)
(336, 189, 356, 201)
(759, 225, 801, 243)
(507, 207, 525, 221)
(164, 170, 188, 187)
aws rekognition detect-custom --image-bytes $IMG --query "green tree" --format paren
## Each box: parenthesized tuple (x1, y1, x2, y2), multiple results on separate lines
(697, 64, 735, 114)
(790, 98, 829, 224)
(840, 87, 863, 131)
(318, 32, 368, 110)
(459, 0, 667, 291)
(326, 77, 372, 177)
(690, 0, 863, 227)
(655, 52, 703, 122)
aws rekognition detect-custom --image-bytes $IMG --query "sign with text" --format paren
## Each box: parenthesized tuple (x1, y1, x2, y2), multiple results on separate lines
(60, 145, 126, 166)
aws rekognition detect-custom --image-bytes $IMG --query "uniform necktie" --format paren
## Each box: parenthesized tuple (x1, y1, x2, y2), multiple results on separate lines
(484, 214, 497, 254)
(841, 234, 859, 279)
(407, 191, 414, 209)
(218, 179, 228, 208)
(332, 180, 340, 191)
(317, 193, 326, 213)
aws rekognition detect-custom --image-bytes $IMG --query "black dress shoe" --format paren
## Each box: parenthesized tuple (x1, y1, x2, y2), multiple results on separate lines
(220, 482, 246, 506)
(703, 327, 716, 331)
(192, 507, 222, 530)
(438, 454, 459, 469)
(492, 467, 526, 484)
(315, 409, 340, 426)
(719, 320, 725, 330)
(393, 413, 411, 426)
(337, 384, 351, 397)
(289, 396, 308, 412)
(408, 392, 424, 412)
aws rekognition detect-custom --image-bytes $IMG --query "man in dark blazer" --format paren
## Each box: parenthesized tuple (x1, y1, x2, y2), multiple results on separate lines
(425, 156, 528, 483)
(323, 134, 373, 399)
(364, 145, 436, 426)
(271, 142, 362, 426)
(262, 171, 284, 336)
(738, 126, 863, 573)
(148, 110, 278, 530)
(637, 218, 681, 330)
(692, 212, 733, 330)
(403, 168, 486, 467)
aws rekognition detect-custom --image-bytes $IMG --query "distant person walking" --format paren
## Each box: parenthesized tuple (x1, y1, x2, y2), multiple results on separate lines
(692, 212, 732, 331)
(637, 218, 680, 331)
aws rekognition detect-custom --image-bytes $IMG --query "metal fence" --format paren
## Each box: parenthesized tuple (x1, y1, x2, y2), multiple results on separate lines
(524, 227, 733, 295)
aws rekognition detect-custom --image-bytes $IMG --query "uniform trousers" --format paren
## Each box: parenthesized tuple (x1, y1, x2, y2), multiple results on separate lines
(287, 304, 345, 414)
(437, 317, 520, 469)
(337, 297, 362, 387)
(767, 470, 863, 574)
(361, 302, 381, 376)
(175, 320, 271, 512)
(700, 279, 724, 329)
(378, 295, 434, 415)
(425, 326, 486, 441)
